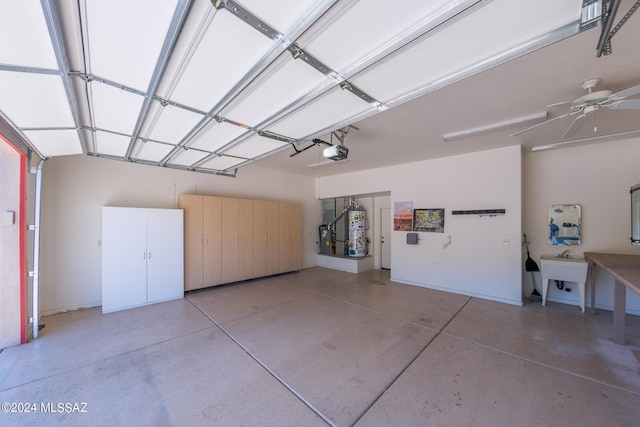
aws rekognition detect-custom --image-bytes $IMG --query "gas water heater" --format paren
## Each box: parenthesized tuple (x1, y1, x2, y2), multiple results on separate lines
(348, 209, 366, 257)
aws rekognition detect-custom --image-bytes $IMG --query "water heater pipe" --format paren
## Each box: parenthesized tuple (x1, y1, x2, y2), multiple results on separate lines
(327, 198, 359, 230)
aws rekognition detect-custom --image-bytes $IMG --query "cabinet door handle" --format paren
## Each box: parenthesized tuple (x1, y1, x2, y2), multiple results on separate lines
(148, 252, 152, 259)
(143, 252, 146, 259)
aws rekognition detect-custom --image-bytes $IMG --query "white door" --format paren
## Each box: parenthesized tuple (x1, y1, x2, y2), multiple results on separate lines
(381, 208, 391, 269)
(102, 207, 147, 313)
(146, 209, 184, 303)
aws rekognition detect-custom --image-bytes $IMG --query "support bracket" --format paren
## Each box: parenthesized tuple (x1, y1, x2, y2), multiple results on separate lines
(596, 0, 640, 57)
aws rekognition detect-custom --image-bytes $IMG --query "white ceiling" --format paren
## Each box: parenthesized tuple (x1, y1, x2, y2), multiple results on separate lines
(1, 0, 639, 178)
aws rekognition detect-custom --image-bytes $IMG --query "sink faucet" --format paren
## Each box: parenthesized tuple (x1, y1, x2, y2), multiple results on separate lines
(556, 250, 570, 258)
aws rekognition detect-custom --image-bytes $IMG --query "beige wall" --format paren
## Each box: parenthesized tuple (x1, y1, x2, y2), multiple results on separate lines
(0, 142, 22, 348)
(38, 155, 320, 315)
(318, 146, 524, 305)
(524, 137, 640, 314)
(36, 136, 640, 317)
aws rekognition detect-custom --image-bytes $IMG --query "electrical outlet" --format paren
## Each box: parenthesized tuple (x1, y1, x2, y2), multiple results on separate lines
(501, 239, 510, 246)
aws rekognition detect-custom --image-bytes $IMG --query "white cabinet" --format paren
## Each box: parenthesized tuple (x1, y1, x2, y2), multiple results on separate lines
(102, 207, 184, 313)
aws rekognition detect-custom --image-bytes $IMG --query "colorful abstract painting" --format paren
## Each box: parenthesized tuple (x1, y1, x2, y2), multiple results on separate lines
(413, 208, 445, 232)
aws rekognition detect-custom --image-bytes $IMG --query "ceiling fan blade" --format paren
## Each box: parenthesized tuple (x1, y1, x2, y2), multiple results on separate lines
(609, 82, 640, 100)
(608, 99, 640, 110)
(562, 113, 587, 140)
(509, 112, 573, 137)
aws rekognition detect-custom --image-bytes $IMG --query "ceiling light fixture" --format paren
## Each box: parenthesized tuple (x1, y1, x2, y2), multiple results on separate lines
(442, 112, 547, 142)
(258, 130, 296, 143)
(307, 158, 349, 169)
(531, 128, 640, 151)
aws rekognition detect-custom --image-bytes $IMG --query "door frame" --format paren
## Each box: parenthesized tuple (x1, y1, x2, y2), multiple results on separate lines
(0, 135, 27, 345)
(380, 207, 391, 269)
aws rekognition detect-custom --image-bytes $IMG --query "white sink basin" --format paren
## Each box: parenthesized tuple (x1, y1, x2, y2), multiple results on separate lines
(539, 255, 589, 313)
(540, 256, 588, 283)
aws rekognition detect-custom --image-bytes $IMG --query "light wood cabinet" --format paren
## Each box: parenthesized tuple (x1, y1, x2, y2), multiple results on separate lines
(221, 197, 254, 283)
(179, 194, 204, 291)
(203, 196, 222, 288)
(266, 201, 280, 276)
(178, 194, 221, 291)
(253, 200, 268, 278)
(180, 194, 301, 291)
(238, 199, 254, 281)
(221, 197, 239, 284)
(279, 202, 292, 273)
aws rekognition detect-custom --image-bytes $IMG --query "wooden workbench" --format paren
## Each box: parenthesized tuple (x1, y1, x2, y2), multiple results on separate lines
(583, 252, 640, 345)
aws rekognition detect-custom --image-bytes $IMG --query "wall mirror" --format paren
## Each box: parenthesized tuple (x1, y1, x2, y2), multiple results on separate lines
(548, 204, 581, 245)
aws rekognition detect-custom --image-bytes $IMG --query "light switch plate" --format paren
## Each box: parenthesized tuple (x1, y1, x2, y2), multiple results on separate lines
(4, 211, 15, 225)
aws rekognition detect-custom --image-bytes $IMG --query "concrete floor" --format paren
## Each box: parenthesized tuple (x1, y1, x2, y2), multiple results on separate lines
(1, 267, 639, 426)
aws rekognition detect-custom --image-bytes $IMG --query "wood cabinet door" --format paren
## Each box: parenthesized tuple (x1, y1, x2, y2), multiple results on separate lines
(221, 197, 239, 284)
(238, 199, 254, 281)
(203, 196, 222, 287)
(253, 200, 268, 278)
(279, 202, 291, 273)
(266, 201, 280, 275)
(178, 194, 204, 291)
(290, 203, 302, 270)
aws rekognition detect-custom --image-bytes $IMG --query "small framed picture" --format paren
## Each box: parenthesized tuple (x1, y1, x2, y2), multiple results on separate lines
(413, 208, 445, 233)
(394, 201, 413, 231)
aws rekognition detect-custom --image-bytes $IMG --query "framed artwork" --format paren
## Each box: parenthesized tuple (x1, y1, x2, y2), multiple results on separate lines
(394, 201, 413, 231)
(413, 208, 445, 232)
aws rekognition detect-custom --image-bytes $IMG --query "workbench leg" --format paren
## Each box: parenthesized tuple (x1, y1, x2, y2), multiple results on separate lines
(578, 282, 585, 313)
(613, 279, 626, 345)
(589, 263, 596, 315)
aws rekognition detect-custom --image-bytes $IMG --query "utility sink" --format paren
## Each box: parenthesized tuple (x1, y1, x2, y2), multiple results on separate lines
(540, 255, 588, 282)
(539, 255, 589, 313)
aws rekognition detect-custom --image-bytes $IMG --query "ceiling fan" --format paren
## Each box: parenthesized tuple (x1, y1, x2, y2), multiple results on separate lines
(511, 78, 640, 140)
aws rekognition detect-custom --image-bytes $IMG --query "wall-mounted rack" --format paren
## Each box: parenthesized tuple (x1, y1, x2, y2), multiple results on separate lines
(452, 209, 506, 217)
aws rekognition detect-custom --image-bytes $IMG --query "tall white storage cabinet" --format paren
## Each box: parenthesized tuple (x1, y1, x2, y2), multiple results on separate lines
(102, 207, 184, 313)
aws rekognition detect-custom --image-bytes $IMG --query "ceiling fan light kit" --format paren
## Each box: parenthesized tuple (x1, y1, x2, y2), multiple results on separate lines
(511, 77, 640, 140)
(572, 78, 612, 105)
